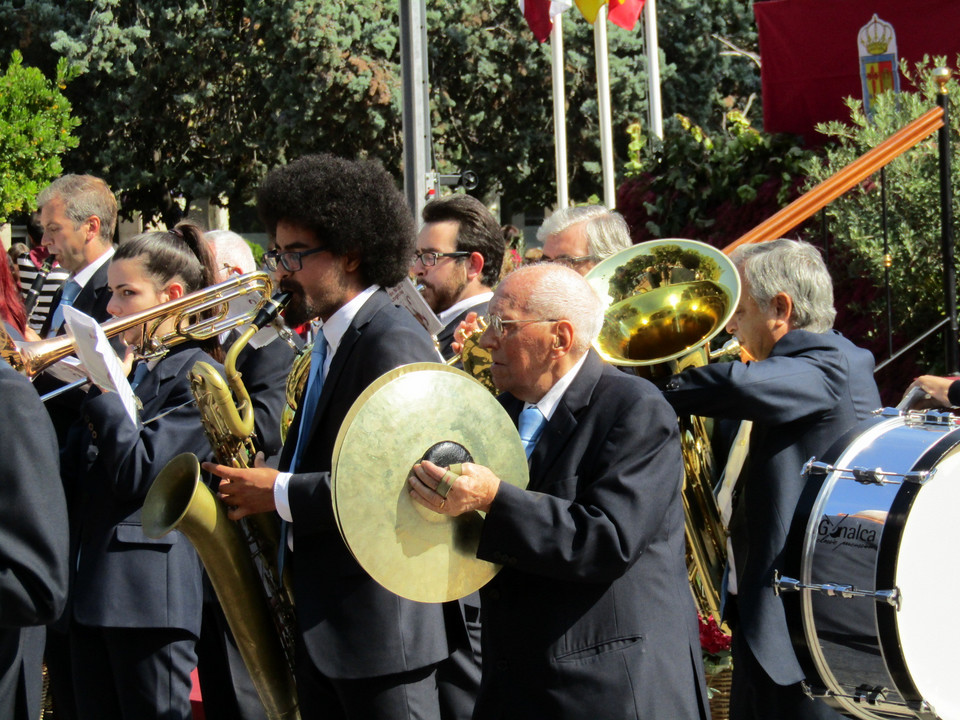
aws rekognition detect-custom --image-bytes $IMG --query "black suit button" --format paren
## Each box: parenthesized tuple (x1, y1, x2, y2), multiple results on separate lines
(666, 378, 681, 390)
(495, 660, 509, 671)
(87, 423, 95, 431)
(486, 589, 500, 601)
(90, 431, 97, 440)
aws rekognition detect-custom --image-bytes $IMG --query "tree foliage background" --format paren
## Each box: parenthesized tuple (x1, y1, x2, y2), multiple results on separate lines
(0, 0, 758, 223)
(0, 50, 79, 221)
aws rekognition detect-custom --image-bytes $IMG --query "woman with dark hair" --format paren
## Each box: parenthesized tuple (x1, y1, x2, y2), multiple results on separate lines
(62, 221, 223, 720)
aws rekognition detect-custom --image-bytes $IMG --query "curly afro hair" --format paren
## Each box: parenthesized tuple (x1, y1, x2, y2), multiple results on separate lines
(257, 154, 415, 288)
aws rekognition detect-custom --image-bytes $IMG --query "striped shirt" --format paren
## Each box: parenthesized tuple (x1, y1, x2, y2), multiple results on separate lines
(17, 256, 70, 332)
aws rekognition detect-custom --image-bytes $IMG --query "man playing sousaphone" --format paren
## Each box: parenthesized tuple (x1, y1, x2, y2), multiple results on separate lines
(660, 238, 881, 720)
(408, 263, 710, 719)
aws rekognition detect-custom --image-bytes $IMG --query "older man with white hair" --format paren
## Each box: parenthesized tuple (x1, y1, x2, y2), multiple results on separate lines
(409, 263, 709, 720)
(537, 205, 632, 274)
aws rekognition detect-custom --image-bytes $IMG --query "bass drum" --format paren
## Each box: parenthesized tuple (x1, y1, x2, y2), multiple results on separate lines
(782, 409, 960, 720)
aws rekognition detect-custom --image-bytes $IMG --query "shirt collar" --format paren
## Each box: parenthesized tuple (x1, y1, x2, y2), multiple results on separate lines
(319, 285, 379, 358)
(437, 291, 493, 326)
(72, 246, 114, 289)
(526, 351, 590, 421)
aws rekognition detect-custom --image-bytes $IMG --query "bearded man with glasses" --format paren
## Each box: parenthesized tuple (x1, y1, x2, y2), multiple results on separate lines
(413, 194, 505, 359)
(408, 263, 710, 720)
(205, 154, 465, 720)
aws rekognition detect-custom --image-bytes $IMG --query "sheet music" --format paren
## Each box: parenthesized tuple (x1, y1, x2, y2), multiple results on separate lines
(387, 278, 444, 337)
(62, 306, 139, 427)
(44, 355, 89, 384)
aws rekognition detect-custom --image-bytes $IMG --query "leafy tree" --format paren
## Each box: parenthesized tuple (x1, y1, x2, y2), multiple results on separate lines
(617, 111, 812, 247)
(0, 0, 760, 220)
(805, 57, 960, 378)
(0, 50, 80, 221)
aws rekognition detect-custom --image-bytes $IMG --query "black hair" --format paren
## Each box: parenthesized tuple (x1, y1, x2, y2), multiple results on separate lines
(421, 194, 505, 287)
(114, 221, 223, 361)
(257, 153, 415, 288)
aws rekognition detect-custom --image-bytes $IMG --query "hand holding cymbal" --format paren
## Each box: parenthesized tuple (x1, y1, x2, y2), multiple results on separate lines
(408, 459, 501, 516)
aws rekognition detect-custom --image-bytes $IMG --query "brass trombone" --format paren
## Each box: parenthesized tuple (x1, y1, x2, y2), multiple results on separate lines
(1, 271, 276, 378)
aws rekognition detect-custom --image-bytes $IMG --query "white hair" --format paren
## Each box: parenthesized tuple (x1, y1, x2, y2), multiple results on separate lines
(536, 205, 632, 259)
(730, 238, 836, 332)
(506, 263, 604, 355)
(206, 230, 257, 278)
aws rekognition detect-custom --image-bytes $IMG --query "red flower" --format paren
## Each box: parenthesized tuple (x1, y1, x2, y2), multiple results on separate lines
(699, 614, 732, 656)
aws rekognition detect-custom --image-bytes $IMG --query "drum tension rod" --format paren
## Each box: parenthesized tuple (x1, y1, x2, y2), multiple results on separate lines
(802, 458, 929, 486)
(772, 571, 902, 610)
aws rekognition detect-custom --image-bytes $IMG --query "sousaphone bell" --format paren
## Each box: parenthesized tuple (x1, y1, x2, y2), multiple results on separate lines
(585, 239, 741, 622)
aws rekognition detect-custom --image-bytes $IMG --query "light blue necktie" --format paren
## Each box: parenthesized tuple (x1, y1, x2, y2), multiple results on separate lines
(518, 405, 546, 459)
(48, 279, 81, 336)
(130, 361, 149, 390)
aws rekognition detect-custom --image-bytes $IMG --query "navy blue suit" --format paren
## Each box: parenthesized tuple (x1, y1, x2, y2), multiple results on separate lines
(436, 300, 489, 360)
(280, 289, 461, 717)
(474, 351, 710, 720)
(63, 344, 221, 720)
(662, 329, 881, 717)
(0, 362, 69, 720)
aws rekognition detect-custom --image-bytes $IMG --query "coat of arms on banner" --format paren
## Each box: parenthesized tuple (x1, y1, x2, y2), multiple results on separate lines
(858, 14, 900, 119)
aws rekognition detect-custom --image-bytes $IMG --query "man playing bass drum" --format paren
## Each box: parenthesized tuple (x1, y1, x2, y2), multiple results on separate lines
(660, 239, 881, 720)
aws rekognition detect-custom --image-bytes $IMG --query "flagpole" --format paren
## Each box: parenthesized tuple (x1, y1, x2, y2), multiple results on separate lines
(644, 0, 663, 139)
(551, 15, 569, 209)
(594, 4, 616, 209)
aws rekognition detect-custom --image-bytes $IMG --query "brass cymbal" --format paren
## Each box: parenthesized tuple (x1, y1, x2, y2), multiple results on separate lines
(331, 362, 528, 603)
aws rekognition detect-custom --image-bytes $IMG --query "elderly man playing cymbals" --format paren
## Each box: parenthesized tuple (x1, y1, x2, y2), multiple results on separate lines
(408, 263, 710, 720)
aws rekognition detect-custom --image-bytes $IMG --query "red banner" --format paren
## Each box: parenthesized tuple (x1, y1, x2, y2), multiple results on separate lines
(755, 0, 960, 143)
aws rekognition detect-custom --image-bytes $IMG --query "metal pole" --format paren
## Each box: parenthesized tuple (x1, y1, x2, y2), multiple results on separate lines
(551, 17, 569, 209)
(594, 6, 615, 209)
(399, 0, 435, 220)
(880, 166, 893, 358)
(935, 67, 958, 374)
(643, 0, 663, 140)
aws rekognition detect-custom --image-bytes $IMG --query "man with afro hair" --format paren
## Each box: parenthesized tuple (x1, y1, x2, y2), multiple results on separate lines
(206, 154, 463, 719)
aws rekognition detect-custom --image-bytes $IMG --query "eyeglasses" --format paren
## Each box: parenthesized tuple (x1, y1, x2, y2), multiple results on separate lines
(412, 250, 471, 267)
(542, 254, 598, 267)
(263, 246, 325, 272)
(485, 314, 559, 337)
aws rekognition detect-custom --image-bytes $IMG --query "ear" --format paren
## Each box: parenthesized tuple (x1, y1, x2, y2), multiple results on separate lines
(342, 253, 362, 274)
(85, 215, 102, 242)
(551, 319, 575, 356)
(162, 281, 185, 303)
(771, 292, 793, 329)
(465, 251, 484, 282)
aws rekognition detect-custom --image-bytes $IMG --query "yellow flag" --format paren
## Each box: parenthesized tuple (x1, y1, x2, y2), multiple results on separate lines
(575, 0, 607, 23)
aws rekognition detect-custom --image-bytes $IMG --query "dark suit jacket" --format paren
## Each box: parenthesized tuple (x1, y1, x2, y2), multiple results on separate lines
(38, 258, 116, 444)
(0, 362, 69, 720)
(436, 298, 489, 360)
(474, 351, 709, 720)
(39, 258, 114, 338)
(64, 344, 221, 637)
(281, 289, 458, 679)
(662, 329, 881, 685)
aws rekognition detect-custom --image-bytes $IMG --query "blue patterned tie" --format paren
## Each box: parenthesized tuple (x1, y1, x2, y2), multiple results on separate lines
(518, 406, 546, 458)
(291, 332, 328, 473)
(48, 279, 81, 337)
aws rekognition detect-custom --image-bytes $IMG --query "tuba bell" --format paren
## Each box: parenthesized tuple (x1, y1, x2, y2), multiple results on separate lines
(585, 239, 741, 622)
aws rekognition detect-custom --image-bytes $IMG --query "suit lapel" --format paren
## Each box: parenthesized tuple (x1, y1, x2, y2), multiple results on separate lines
(514, 350, 605, 491)
(299, 290, 390, 445)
